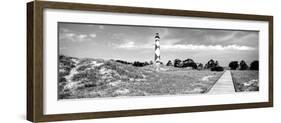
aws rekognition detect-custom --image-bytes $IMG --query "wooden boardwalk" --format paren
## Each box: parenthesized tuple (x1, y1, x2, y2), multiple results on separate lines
(208, 70, 236, 94)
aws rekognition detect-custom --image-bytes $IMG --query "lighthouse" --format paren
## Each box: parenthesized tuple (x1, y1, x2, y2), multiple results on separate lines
(155, 33, 160, 71)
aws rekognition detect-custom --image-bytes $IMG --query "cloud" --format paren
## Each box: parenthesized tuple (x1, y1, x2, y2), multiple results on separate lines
(65, 33, 75, 37)
(209, 31, 238, 42)
(116, 41, 255, 51)
(77, 34, 87, 40)
(59, 28, 97, 42)
(161, 44, 255, 51)
(89, 33, 97, 38)
(117, 41, 138, 49)
(161, 39, 182, 45)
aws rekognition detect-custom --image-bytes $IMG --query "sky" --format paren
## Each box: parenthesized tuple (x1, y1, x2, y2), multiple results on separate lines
(58, 22, 259, 67)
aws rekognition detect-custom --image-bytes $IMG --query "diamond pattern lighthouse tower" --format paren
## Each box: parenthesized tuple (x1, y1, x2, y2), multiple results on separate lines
(155, 33, 160, 71)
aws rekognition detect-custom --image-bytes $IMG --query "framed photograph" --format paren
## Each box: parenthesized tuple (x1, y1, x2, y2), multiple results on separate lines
(27, 1, 273, 122)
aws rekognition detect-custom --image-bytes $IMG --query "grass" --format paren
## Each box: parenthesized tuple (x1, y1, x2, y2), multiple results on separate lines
(231, 70, 259, 92)
(58, 55, 224, 99)
(131, 70, 224, 96)
(61, 69, 223, 99)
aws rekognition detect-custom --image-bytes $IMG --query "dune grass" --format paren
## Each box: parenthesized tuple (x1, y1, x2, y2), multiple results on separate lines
(60, 69, 223, 99)
(58, 56, 224, 99)
(231, 70, 259, 92)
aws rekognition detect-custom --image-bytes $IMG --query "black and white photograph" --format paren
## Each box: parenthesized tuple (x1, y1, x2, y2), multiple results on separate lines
(58, 22, 259, 100)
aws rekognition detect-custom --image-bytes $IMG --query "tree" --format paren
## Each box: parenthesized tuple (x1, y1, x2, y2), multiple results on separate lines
(132, 61, 150, 67)
(250, 60, 259, 70)
(183, 59, 194, 64)
(189, 62, 198, 69)
(174, 59, 182, 67)
(239, 60, 248, 70)
(205, 59, 216, 69)
(215, 60, 219, 66)
(166, 60, 173, 66)
(182, 59, 197, 69)
(229, 61, 239, 70)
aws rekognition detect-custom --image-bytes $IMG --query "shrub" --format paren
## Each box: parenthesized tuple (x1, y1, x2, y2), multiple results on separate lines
(183, 62, 198, 69)
(183, 59, 194, 64)
(211, 66, 224, 71)
(72, 72, 88, 81)
(59, 77, 67, 83)
(78, 59, 93, 65)
(59, 70, 70, 77)
(115, 60, 132, 65)
(174, 59, 182, 67)
(229, 61, 239, 70)
(205, 59, 217, 69)
(72, 69, 100, 82)
(149, 60, 154, 65)
(250, 60, 259, 70)
(86, 69, 101, 81)
(59, 55, 76, 67)
(197, 63, 203, 70)
(132, 61, 149, 67)
(77, 65, 91, 71)
(239, 60, 248, 70)
(182, 59, 197, 69)
(166, 60, 173, 66)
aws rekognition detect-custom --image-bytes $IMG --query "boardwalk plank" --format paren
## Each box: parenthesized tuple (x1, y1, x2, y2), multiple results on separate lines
(208, 70, 235, 94)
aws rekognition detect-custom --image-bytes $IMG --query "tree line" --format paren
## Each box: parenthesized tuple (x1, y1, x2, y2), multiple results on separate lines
(229, 60, 258, 70)
(115, 60, 157, 67)
(166, 59, 224, 71)
(115, 59, 258, 71)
